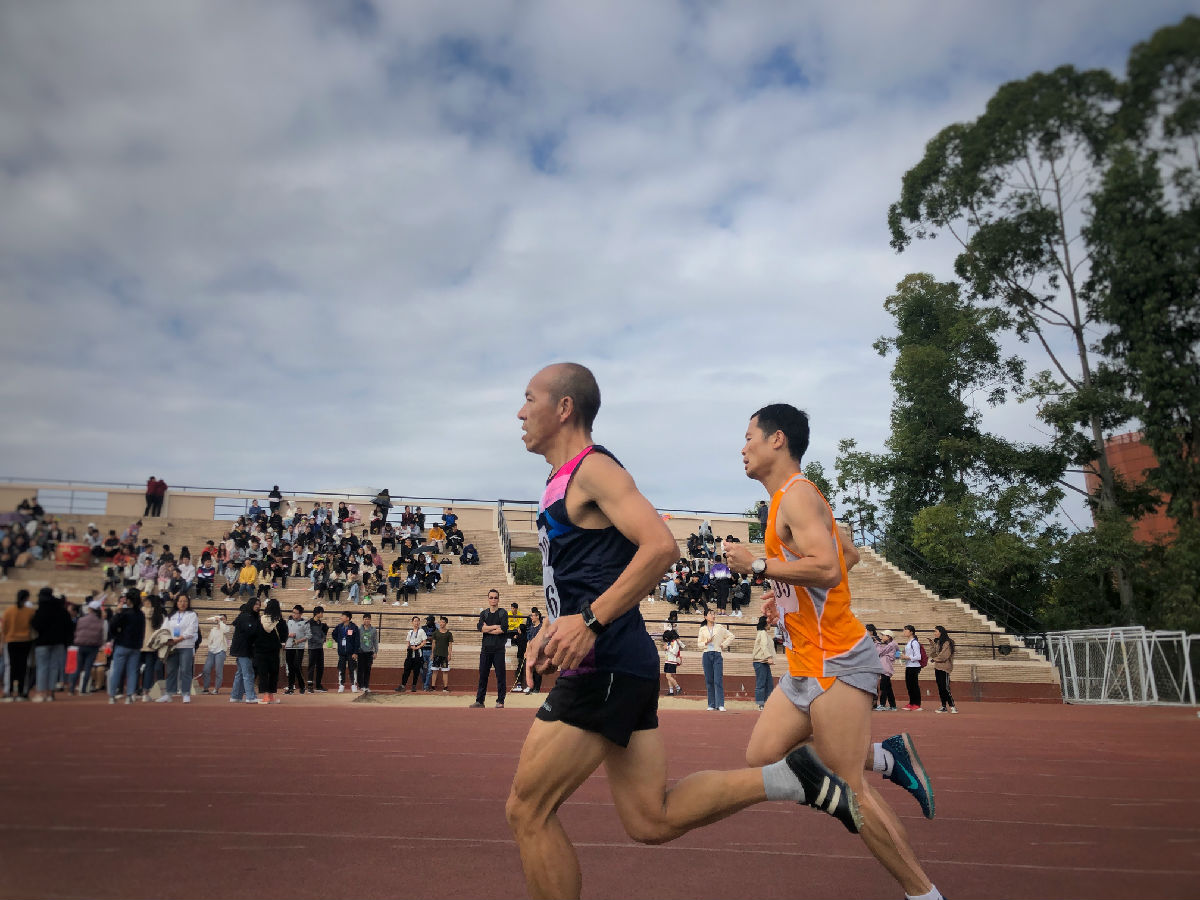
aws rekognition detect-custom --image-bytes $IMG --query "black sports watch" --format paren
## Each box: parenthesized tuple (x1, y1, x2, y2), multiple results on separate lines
(580, 601, 607, 635)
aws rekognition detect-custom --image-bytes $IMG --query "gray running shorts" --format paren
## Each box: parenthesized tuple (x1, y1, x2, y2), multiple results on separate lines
(779, 670, 879, 714)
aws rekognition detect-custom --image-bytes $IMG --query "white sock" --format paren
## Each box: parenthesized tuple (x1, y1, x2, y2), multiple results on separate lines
(873, 743, 893, 776)
(905, 886, 942, 900)
(762, 759, 806, 803)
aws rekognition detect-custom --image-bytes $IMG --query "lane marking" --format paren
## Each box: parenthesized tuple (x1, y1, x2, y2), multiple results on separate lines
(1, 824, 1196, 877)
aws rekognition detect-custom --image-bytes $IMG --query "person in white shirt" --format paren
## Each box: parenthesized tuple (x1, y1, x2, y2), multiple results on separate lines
(177, 560, 197, 592)
(398, 616, 427, 692)
(901, 624, 923, 710)
(159, 596, 199, 703)
(201, 614, 231, 694)
(662, 629, 683, 696)
(695, 607, 734, 711)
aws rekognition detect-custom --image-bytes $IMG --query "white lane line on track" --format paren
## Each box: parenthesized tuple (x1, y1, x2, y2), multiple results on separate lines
(1, 824, 1196, 877)
(3, 788, 1197, 834)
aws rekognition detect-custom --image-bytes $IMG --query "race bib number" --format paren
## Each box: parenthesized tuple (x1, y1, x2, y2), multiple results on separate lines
(538, 525, 561, 620)
(770, 578, 797, 650)
(770, 578, 797, 612)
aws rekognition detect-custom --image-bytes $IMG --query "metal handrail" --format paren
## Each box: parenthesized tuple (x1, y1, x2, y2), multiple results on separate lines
(496, 500, 514, 581)
(862, 529, 1046, 637)
(6, 476, 761, 519)
(7, 475, 522, 506)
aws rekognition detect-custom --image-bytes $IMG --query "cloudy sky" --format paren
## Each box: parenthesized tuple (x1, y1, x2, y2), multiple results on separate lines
(0, 1, 1191, 519)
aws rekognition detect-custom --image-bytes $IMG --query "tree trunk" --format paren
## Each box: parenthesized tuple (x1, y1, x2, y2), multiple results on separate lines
(1088, 411, 1135, 613)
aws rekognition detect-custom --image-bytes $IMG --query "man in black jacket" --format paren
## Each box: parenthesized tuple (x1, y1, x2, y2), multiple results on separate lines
(470, 589, 508, 708)
(30, 589, 73, 701)
(306, 606, 328, 692)
(107, 589, 145, 704)
(228, 598, 260, 704)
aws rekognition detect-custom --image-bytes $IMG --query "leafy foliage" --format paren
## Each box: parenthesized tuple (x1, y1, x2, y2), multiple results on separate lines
(834, 439, 882, 546)
(511, 552, 542, 586)
(802, 461, 836, 506)
(861, 17, 1200, 631)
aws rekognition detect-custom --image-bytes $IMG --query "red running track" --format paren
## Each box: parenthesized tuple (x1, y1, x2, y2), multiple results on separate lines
(0, 698, 1196, 899)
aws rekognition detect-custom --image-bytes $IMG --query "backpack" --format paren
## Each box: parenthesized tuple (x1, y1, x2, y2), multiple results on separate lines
(918, 642, 929, 668)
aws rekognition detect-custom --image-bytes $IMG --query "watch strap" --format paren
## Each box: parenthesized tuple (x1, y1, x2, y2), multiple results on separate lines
(581, 601, 606, 635)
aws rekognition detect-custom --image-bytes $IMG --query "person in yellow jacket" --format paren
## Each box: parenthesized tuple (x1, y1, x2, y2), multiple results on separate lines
(432, 525, 451, 554)
(238, 560, 258, 600)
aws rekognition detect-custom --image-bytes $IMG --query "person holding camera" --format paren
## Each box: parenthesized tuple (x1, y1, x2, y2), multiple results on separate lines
(929, 626, 957, 714)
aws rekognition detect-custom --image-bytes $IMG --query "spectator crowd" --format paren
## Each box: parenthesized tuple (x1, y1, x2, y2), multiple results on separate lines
(2, 492, 960, 713)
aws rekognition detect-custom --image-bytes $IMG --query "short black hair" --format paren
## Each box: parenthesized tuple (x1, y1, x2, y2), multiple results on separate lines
(549, 363, 601, 431)
(753, 404, 810, 464)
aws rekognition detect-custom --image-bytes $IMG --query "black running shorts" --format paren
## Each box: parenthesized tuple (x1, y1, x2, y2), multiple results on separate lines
(535, 671, 659, 748)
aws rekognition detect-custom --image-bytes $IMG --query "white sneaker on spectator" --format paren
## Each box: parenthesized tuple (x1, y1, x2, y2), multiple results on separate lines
(155, 695, 172, 703)
(182, 694, 191, 704)
(402, 601, 408, 606)
(718, 706, 727, 711)
(351, 685, 359, 693)
(338, 685, 345, 693)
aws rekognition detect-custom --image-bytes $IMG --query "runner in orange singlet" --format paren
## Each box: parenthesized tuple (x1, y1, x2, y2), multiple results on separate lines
(724, 404, 943, 900)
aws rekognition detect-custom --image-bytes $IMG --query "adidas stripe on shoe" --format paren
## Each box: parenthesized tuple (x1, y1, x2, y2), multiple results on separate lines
(783, 745, 864, 834)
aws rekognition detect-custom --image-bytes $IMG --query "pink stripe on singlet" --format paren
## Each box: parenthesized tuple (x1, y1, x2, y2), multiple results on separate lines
(540, 446, 594, 511)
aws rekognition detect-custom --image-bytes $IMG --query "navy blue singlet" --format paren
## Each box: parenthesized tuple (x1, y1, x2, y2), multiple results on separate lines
(537, 445, 659, 680)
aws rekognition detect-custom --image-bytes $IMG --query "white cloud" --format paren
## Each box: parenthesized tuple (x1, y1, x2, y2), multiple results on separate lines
(0, 0, 1192, 520)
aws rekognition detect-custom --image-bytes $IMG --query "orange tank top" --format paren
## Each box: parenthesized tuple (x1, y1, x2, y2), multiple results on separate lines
(764, 474, 867, 679)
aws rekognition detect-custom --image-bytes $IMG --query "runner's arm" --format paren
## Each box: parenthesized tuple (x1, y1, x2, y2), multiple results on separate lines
(838, 524, 860, 570)
(577, 455, 677, 626)
(543, 454, 676, 670)
(736, 482, 843, 589)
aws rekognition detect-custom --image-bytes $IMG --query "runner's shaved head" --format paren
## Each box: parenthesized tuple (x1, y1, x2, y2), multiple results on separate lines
(544, 362, 601, 431)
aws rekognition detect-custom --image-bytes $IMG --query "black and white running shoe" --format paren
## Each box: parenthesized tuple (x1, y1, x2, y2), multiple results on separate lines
(784, 745, 864, 833)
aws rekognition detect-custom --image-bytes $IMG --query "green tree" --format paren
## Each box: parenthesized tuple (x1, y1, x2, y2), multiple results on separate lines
(861, 274, 1063, 618)
(1080, 17, 1200, 629)
(888, 63, 1139, 609)
(511, 552, 542, 586)
(745, 504, 764, 543)
(802, 461, 836, 506)
(871, 273, 1035, 546)
(834, 438, 882, 546)
(1087, 17, 1200, 528)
